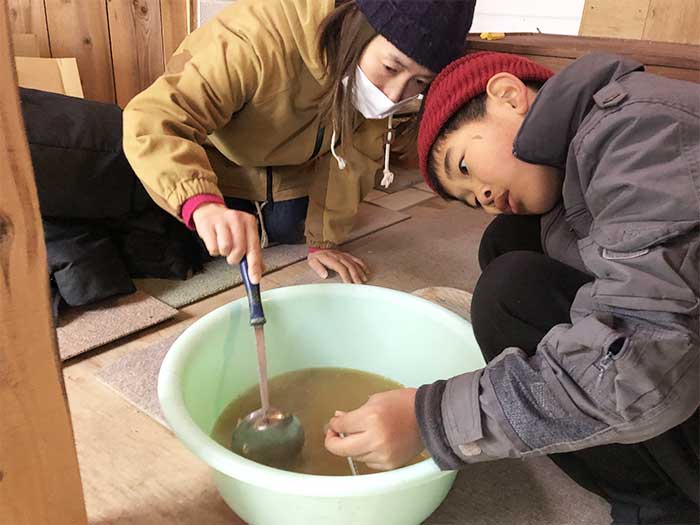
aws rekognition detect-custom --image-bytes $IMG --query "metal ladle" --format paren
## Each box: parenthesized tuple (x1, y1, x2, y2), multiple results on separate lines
(230, 257, 305, 466)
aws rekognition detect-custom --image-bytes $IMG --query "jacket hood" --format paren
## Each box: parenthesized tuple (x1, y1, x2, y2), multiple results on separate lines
(513, 53, 645, 168)
(279, 0, 334, 84)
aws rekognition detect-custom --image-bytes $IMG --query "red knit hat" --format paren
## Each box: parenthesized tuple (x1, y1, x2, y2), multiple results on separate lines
(418, 52, 554, 190)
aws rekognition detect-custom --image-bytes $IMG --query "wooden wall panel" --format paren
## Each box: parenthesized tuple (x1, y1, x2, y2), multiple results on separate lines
(579, 0, 650, 39)
(44, 0, 115, 103)
(161, 0, 188, 63)
(7, 0, 50, 56)
(108, 0, 165, 107)
(0, 1, 88, 523)
(581, 0, 700, 44)
(643, 0, 700, 45)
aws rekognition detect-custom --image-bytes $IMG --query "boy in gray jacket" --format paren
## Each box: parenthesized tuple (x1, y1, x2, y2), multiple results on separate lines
(325, 52, 699, 524)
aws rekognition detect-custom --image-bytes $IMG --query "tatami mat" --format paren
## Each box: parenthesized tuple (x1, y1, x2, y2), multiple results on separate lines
(96, 332, 178, 427)
(57, 291, 177, 361)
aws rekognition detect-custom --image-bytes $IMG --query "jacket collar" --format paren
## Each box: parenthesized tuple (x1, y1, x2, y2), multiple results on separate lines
(513, 54, 644, 168)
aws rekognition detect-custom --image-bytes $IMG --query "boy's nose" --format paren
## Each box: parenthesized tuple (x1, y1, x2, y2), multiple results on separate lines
(479, 188, 493, 206)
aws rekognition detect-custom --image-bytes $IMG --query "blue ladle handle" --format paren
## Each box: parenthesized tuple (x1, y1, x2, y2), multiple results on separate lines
(240, 256, 266, 326)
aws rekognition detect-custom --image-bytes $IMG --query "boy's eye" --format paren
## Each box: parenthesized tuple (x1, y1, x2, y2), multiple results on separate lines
(384, 64, 397, 73)
(459, 157, 469, 175)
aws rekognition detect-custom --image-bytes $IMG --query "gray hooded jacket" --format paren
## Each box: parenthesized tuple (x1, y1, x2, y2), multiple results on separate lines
(416, 54, 699, 468)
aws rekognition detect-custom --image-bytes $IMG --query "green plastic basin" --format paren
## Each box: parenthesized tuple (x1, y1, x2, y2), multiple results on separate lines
(158, 284, 484, 524)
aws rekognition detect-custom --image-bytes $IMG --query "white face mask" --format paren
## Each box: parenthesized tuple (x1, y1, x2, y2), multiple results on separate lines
(342, 66, 423, 120)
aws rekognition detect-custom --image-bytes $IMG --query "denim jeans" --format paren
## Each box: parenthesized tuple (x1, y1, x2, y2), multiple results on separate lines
(224, 196, 309, 245)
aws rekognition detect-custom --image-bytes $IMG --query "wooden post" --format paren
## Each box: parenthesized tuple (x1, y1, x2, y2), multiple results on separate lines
(0, 0, 88, 523)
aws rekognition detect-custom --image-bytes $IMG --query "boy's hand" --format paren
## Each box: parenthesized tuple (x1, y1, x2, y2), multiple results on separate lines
(307, 249, 369, 284)
(324, 388, 424, 471)
(192, 203, 264, 282)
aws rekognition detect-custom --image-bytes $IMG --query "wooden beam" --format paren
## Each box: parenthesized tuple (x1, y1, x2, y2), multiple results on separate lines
(7, 0, 50, 56)
(465, 33, 700, 82)
(0, 1, 87, 523)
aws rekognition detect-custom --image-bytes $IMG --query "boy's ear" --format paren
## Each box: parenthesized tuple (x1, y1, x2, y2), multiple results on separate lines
(485, 73, 530, 116)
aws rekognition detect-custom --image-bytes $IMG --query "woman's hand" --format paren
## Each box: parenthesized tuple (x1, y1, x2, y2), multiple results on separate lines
(307, 249, 369, 284)
(324, 388, 424, 471)
(192, 203, 264, 282)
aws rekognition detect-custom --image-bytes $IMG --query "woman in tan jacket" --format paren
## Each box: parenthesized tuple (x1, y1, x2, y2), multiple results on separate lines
(123, 0, 476, 284)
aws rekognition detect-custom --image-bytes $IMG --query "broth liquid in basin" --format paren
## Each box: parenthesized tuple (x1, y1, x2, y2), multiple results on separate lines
(212, 367, 425, 475)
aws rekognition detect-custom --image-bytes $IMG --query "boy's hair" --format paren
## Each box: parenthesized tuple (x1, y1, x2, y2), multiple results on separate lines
(425, 81, 545, 201)
(417, 52, 554, 199)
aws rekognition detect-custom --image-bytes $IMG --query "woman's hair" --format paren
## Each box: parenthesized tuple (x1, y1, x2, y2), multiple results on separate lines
(425, 81, 545, 201)
(317, 0, 421, 159)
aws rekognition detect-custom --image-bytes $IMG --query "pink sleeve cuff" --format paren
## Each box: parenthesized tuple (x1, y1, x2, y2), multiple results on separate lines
(308, 247, 327, 254)
(181, 194, 226, 230)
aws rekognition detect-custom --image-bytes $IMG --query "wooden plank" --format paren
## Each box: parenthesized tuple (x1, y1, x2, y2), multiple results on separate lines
(12, 32, 39, 56)
(161, 0, 188, 63)
(579, 0, 650, 40)
(466, 33, 700, 70)
(7, 0, 50, 56)
(44, 0, 115, 103)
(643, 0, 700, 45)
(0, 1, 88, 523)
(108, 0, 165, 107)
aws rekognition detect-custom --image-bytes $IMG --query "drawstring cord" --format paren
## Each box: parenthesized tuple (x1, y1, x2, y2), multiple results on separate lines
(380, 114, 395, 188)
(254, 201, 269, 248)
(331, 116, 394, 189)
(330, 126, 346, 170)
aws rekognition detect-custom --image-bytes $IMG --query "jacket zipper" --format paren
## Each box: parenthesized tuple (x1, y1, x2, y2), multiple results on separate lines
(595, 337, 627, 388)
(595, 351, 615, 388)
(309, 125, 325, 161)
(265, 125, 325, 204)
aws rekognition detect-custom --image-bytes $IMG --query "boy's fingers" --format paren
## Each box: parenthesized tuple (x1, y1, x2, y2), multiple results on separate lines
(328, 408, 371, 435)
(324, 431, 371, 458)
(365, 462, 391, 471)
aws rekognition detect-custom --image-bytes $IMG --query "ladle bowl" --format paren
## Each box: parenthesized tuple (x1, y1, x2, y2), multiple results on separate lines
(230, 407, 305, 465)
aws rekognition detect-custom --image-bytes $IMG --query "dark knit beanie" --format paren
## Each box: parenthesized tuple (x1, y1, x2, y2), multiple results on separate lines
(418, 52, 554, 189)
(356, 0, 476, 74)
